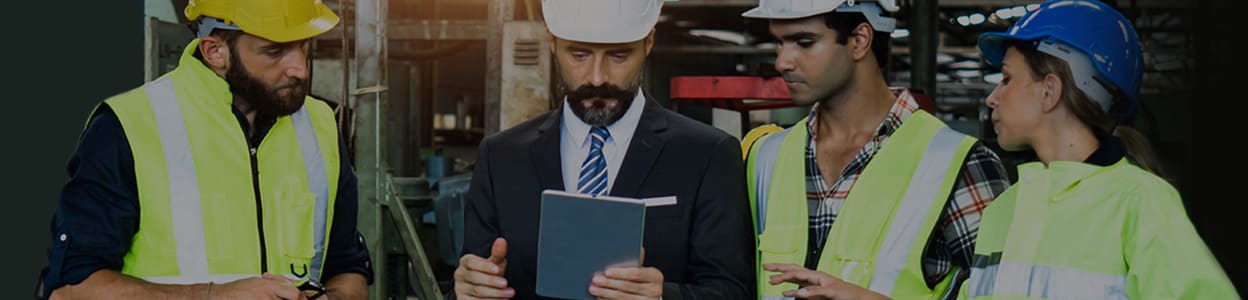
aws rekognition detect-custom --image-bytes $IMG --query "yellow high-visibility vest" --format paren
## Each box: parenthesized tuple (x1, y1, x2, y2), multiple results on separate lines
(962, 158, 1239, 299)
(102, 39, 341, 284)
(744, 111, 976, 299)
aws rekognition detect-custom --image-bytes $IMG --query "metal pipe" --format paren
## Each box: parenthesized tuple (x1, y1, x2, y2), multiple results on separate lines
(525, 0, 536, 21)
(485, 0, 515, 134)
(338, 0, 351, 135)
(352, 0, 387, 298)
(909, 0, 939, 97)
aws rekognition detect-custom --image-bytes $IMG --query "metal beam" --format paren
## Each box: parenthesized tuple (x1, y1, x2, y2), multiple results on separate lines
(485, 0, 514, 134)
(321, 20, 488, 41)
(384, 175, 442, 300)
(910, 0, 939, 96)
(352, 0, 388, 299)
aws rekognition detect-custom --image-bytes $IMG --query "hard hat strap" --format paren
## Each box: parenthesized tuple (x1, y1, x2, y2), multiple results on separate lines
(838, 2, 897, 33)
(1034, 39, 1116, 112)
(194, 17, 242, 39)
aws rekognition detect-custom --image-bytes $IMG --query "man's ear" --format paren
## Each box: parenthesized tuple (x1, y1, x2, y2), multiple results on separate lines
(547, 30, 557, 54)
(198, 35, 231, 71)
(1040, 73, 1064, 113)
(644, 28, 656, 56)
(848, 23, 874, 62)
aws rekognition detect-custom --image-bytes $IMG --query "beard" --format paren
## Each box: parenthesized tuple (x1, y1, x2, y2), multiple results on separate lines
(225, 52, 307, 117)
(563, 79, 640, 127)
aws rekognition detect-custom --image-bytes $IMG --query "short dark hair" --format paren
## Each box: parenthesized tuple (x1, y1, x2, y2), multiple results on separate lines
(823, 11, 891, 70)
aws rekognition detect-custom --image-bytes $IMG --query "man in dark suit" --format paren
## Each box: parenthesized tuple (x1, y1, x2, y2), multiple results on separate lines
(449, 0, 755, 299)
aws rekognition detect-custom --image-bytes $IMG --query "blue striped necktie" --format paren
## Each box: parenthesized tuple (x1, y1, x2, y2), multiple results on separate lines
(578, 127, 611, 196)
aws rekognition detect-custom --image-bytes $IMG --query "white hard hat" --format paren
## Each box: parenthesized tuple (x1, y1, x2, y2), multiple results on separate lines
(742, 0, 899, 32)
(542, 0, 664, 43)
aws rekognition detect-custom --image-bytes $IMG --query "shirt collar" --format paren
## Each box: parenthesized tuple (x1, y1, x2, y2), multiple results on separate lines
(806, 88, 918, 140)
(1084, 134, 1126, 166)
(562, 88, 646, 148)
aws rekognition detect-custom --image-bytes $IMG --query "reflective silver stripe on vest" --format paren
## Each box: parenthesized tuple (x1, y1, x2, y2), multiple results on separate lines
(147, 77, 211, 281)
(867, 126, 965, 295)
(968, 261, 1129, 299)
(144, 273, 255, 285)
(290, 105, 331, 282)
(752, 128, 791, 234)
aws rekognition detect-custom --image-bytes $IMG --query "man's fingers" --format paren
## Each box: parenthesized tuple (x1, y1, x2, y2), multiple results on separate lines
(769, 272, 807, 285)
(488, 238, 508, 264)
(261, 272, 294, 284)
(462, 269, 510, 288)
(271, 281, 303, 300)
(762, 263, 805, 273)
(459, 297, 510, 300)
(461, 255, 502, 275)
(592, 274, 661, 298)
(791, 285, 839, 300)
(589, 283, 639, 300)
(256, 274, 302, 300)
(604, 267, 643, 281)
(604, 267, 662, 282)
(769, 268, 830, 286)
(592, 274, 643, 294)
(464, 285, 516, 299)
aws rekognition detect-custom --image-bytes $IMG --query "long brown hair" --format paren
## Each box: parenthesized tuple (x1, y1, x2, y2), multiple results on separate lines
(1007, 41, 1166, 177)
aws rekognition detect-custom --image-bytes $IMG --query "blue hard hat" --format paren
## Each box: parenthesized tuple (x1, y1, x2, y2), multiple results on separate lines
(978, 0, 1144, 117)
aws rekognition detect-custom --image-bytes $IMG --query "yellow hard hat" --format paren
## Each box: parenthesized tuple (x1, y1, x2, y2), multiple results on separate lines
(741, 124, 783, 161)
(185, 0, 340, 43)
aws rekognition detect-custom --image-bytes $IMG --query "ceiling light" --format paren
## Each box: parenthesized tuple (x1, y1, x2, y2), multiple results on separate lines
(891, 28, 910, 39)
(969, 13, 986, 25)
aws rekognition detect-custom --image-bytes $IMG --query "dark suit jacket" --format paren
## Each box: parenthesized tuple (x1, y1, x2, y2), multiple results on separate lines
(455, 98, 756, 300)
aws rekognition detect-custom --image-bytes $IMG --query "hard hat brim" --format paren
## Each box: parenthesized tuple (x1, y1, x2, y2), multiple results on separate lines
(740, 6, 838, 19)
(547, 26, 654, 44)
(977, 32, 1013, 68)
(247, 5, 340, 43)
(977, 31, 1048, 68)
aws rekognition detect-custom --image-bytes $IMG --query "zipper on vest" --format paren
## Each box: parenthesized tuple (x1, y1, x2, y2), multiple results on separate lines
(250, 147, 269, 273)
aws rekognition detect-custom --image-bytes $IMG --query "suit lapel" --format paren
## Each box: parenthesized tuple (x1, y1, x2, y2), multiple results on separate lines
(611, 98, 668, 198)
(531, 110, 565, 192)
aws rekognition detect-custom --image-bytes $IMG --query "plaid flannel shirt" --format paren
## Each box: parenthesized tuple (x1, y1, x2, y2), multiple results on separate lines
(802, 89, 1010, 294)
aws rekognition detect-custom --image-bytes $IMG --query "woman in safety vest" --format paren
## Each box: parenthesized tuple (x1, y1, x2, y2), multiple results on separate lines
(963, 0, 1239, 298)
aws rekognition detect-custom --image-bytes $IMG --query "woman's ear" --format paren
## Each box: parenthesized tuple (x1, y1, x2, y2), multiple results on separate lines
(1040, 73, 1063, 113)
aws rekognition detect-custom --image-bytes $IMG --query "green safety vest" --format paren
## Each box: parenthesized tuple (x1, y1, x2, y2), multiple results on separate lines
(744, 111, 977, 300)
(103, 39, 341, 284)
(963, 159, 1239, 299)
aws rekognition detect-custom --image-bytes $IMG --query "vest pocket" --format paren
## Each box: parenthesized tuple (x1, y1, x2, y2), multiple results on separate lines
(758, 225, 801, 295)
(757, 225, 799, 262)
(277, 190, 316, 279)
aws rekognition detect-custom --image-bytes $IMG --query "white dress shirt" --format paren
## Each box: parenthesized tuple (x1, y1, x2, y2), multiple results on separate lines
(560, 89, 645, 195)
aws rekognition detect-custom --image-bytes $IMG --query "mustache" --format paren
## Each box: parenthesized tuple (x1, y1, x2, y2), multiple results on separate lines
(275, 79, 307, 91)
(566, 83, 632, 102)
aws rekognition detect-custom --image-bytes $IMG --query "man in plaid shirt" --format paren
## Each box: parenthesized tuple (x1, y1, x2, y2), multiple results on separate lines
(741, 0, 1010, 299)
